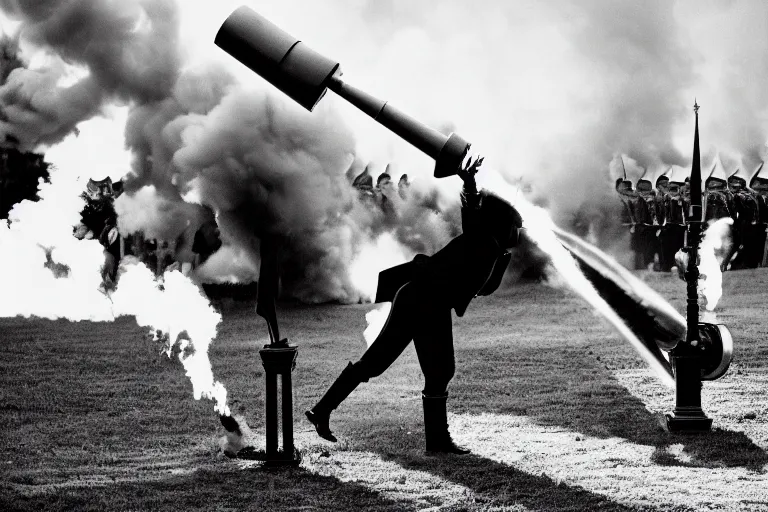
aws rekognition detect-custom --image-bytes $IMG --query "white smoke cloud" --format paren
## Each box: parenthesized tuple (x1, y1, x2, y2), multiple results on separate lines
(0, 116, 229, 415)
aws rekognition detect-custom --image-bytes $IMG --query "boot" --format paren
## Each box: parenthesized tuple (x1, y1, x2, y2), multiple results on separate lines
(422, 392, 470, 455)
(305, 362, 362, 442)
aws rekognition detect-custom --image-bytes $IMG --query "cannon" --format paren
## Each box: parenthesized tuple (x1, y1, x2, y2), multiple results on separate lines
(214, 6, 471, 179)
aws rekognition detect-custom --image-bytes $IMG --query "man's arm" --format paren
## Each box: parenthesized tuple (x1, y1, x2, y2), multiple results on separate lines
(458, 155, 483, 232)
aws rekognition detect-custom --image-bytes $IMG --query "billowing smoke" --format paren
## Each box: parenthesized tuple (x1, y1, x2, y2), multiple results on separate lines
(2, 0, 768, 304)
(0, 0, 180, 148)
(0, 31, 22, 83)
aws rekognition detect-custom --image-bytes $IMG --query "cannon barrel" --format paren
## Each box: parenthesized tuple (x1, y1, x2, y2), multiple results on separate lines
(215, 6, 470, 178)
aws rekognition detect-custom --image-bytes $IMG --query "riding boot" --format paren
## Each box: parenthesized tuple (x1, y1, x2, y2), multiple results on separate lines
(306, 362, 362, 442)
(422, 392, 470, 455)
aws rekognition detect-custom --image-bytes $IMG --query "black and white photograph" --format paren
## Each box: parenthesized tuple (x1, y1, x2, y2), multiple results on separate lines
(1, 0, 767, 510)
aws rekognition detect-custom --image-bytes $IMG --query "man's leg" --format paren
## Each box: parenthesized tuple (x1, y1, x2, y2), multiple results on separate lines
(412, 305, 469, 455)
(306, 282, 422, 442)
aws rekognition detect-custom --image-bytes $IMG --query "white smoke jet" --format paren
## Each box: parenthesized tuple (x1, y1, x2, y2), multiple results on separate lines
(476, 169, 675, 387)
(698, 217, 733, 319)
(106, 259, 230, 416)
(674, 217, 733, 324)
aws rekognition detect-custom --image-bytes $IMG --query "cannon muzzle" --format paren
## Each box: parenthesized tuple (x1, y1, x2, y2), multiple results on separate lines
(215, 6, 470, 178)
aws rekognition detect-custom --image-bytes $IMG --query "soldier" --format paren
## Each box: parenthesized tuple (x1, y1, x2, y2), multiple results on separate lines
(376, 171, 397, 220)
(703, 165, 732, 223)
(191, 206, 223, 269)
(615, 178, 641, 267)
(172, 205, 222, 275)
(655, 171, 672, 271)
(729, 170, 761, 269)
(662, 178, 687, 270)
(155, 240, 176, 275)
(352, 166, 375, 205)
(305, 155, 523, 455)
(749, 162, 768, 267)
(75, 177, 121, 288)
(398, 173, 410, 200)
(634, 175, 660, 270)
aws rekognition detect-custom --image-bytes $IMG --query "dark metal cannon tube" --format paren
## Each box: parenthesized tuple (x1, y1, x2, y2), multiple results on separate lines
(215, 6, 470, 178)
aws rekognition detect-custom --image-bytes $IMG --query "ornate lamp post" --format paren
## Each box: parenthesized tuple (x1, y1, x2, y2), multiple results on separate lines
(665, 101, 713, 432)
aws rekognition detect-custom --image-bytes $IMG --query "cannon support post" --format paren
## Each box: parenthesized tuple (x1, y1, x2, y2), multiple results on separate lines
(256, 235, 300, 465)
(259, 344, 299, 466)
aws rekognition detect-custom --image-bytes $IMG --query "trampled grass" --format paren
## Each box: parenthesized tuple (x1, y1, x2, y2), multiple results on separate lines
(1, 268, 767, 511)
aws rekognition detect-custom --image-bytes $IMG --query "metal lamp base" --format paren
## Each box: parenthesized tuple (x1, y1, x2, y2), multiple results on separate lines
(665, 409, 713, 432)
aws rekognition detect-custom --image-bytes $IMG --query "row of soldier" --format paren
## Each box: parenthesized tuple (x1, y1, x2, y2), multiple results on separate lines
(351, 164, 411, 216)
(617, 161, 768, 271)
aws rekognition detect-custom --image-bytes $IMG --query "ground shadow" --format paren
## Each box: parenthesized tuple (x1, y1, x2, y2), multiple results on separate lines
(351, 430, 650, 512)
(1, 463, 413, 512)
(453, 343, 768, 472)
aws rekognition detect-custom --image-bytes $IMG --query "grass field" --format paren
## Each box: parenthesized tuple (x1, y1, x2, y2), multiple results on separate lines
(1, 268, 768, 511)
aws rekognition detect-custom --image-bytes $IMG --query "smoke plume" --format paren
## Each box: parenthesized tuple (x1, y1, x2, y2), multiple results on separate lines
(0, 0, 180, 148)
